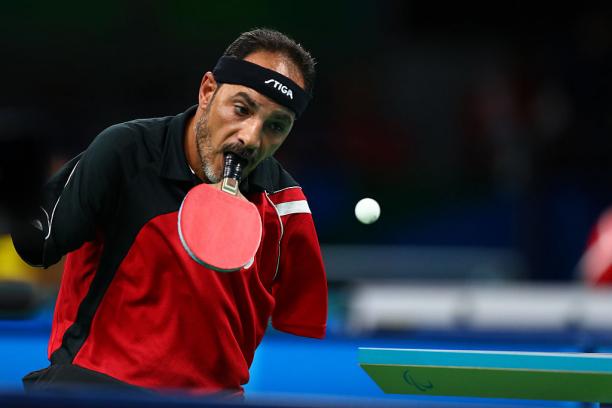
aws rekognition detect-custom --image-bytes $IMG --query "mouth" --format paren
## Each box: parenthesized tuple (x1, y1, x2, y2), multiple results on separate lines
(222, 146, 255, 169)
(222, 151, 251, 182)
(223, 151, 248, 169)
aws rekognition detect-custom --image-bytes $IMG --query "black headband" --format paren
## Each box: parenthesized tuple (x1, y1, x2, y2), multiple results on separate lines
(212, 56, 311, 118)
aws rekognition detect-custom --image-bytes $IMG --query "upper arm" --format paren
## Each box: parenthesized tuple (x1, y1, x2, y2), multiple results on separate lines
(269, 188, 328, 339)
(13, 124, 132, 267)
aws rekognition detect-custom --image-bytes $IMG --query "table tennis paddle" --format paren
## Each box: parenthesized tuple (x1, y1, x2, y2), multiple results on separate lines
(178, 153, 262, 272)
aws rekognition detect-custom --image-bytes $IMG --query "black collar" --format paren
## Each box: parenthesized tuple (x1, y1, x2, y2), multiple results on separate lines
(160, 105, 197, 183)
(159, 105, 274, 193)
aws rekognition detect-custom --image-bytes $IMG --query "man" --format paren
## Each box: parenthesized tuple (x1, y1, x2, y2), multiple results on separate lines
(12, 28, 327, 394)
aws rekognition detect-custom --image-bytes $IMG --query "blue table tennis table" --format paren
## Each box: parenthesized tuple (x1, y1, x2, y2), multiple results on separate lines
(2, 305, 612, 407)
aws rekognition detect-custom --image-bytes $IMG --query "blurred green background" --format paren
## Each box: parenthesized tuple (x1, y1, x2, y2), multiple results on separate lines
(1, 1, 612, 283)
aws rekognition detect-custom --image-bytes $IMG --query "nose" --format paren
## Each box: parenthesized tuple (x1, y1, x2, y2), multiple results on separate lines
(236, 118, 262, 153)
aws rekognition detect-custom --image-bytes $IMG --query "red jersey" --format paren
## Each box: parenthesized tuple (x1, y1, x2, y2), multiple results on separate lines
(22, 106, 327, 393)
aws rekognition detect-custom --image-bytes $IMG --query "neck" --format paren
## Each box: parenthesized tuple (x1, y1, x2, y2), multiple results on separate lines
(183, 113, 205, 181)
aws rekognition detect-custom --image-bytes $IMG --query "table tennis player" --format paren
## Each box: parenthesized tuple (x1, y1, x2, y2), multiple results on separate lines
(11, 28, 327, 395)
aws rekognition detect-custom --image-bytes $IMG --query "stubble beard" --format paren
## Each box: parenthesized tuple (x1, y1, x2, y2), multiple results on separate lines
(194, 114, 222, 183)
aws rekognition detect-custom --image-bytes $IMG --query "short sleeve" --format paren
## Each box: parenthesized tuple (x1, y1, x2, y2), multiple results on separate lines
(271, 204, 328, 339)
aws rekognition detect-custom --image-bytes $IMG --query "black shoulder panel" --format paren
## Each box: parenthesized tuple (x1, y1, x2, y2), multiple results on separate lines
(244, 157, 300, 194)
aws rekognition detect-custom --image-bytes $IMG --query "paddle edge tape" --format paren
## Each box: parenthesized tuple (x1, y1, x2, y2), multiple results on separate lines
(359, 363, 612, 402)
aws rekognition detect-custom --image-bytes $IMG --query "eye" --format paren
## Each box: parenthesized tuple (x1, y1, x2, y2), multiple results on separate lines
(234, 104, 249, 116)
(267, 121, 287, 134)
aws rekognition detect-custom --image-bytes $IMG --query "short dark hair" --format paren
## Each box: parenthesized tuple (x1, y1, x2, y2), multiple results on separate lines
(223, 28, 316, 94)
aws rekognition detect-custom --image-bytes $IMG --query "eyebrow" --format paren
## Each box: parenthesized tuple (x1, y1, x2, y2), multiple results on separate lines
(233, 91, 294, 123)
(234, 92, 259, 111)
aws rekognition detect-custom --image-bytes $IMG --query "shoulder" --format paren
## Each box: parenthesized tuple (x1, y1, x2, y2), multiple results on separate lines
(253, 158, 312, 215)
(90, 115, 172, 155)
(80, 115, 177, 178)
(247, 157, 301, 194)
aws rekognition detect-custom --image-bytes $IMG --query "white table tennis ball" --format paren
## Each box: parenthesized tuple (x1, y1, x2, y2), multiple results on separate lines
(355, 198, 380, 224)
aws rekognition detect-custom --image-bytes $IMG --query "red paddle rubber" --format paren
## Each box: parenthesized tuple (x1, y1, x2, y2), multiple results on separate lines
(178, 183, 262, 272)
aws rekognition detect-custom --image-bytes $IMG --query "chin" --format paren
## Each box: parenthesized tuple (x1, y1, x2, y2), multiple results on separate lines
(203, 161, 222, 183)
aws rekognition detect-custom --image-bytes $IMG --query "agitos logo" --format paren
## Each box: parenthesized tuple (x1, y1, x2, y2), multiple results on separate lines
(402, 369, 434, 392)
(264, 79, 293, 99)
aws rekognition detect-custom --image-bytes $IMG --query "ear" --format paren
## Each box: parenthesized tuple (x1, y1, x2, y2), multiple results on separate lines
(198, 72, 218, 109)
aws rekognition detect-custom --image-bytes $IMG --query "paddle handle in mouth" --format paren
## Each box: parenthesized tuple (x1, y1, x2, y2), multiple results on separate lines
(221, 153, 246, 195)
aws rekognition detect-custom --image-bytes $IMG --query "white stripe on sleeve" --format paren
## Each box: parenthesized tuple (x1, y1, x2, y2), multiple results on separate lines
(45, 160, 80, 240)
(274, 200, 311, 216)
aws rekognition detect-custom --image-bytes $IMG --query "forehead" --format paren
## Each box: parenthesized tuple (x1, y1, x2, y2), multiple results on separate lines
(243, 50, 305, 90)
(217, 83, 294, 119)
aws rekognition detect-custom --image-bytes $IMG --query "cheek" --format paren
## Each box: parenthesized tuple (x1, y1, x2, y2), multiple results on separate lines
(208, 107, 240, 141)
(268, 143, 282, 157)
(204, 113, 228, 145)
(267, 135, 288, 155)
